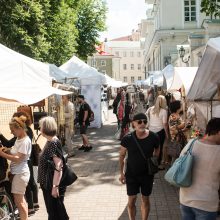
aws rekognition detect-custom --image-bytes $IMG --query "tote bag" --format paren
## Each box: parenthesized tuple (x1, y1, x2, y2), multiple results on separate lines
(164, 138, 197, 187)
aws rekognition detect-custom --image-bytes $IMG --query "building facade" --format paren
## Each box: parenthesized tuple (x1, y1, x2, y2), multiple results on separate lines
(104, 41, 145, 84)
(87, 54, 120, 79)
(143, 0, 220, 71)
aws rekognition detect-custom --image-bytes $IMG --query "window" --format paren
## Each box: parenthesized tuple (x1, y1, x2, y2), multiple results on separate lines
(91, 60, 96, 67)
(124, 76, 127, 82)
(138, 76, 142, 80)
(130, 51, 134, 57)
(131, 76, 135, 83)
(137, 52, 141, 57)
(123, 64, 127, 70)
(123, 51, 127, 57)
(101, 60, 106, 66)
(138, 64, 141, 70)
(131, 64, 134, 70)
(115, 51, 119, 56)
(184, 0, 196, 22)
(101, 70, 106, 74)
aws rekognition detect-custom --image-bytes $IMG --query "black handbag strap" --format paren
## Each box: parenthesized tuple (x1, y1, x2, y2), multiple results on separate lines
(131, 132, 147, 161)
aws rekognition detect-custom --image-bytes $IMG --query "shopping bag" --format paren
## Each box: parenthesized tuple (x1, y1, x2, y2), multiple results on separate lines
(164, 138, 197, 187)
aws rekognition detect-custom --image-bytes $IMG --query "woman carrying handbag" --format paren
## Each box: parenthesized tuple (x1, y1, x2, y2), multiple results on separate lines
(38, 116, 69, 220)
(179, 118, 220, 220)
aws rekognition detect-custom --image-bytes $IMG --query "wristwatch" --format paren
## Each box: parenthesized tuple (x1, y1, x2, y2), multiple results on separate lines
(52, 185, 59, 188)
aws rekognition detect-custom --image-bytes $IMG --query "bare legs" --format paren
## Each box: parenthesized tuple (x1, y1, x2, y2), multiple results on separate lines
(141, 195, 150, 220)
(128, 195, 137, 220)
(127, 195, 150, 220)
(13, 194, 28, 220)
(81, 134, 89, 146)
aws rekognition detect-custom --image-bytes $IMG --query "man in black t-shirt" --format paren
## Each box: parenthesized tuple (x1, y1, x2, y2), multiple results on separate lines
(119, 113, 160, 220)
(77, 95, 92, 152)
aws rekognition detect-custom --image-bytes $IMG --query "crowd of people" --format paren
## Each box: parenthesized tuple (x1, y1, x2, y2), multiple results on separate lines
(0, 94, 92, 220)
(116, 85, 220, 220)
(0, 87, 219, 220)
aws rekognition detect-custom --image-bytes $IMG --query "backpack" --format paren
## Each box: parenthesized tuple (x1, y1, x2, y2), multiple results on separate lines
(88, 106, 95, 122)
(0, 157, 8, 181)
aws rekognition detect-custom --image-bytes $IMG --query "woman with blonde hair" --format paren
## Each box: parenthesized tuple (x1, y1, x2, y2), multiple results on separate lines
(146, 95, 169, 168)
(0, 115, 32, 220)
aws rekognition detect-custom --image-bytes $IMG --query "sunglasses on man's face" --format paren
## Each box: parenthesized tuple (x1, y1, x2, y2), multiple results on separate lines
(136, 120, 147, 125)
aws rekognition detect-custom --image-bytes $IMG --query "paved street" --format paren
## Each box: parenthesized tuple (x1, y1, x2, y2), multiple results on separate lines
(29, 110, 183, 220)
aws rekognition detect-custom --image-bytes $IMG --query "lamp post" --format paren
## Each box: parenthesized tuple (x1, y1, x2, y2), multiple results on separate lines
(179, 46, 190, 63)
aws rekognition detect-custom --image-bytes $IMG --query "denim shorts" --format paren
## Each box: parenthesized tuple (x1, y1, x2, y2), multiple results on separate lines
(180, 204, 218, 220)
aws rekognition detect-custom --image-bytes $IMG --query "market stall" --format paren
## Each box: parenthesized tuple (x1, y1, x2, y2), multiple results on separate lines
(60, 56, 106, 128)
(187, 37, 220, 132)
(0, 43, 70, 105)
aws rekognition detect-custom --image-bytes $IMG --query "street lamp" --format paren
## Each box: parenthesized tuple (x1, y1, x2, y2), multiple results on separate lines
(179, 46, 190, 63)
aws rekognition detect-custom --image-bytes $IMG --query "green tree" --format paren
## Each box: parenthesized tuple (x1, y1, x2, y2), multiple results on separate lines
(0, 0, 50, 60)
(75, 0, 107, 60)
(201, 0, 220, 19)
(44, 1, 78, 66)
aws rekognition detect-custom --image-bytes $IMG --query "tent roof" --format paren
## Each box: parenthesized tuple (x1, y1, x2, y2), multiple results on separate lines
(166, 67, 197, 94)
(187, 37, 220, 101)
(0, 44, 70, 104)
(60, 56, 106, 85)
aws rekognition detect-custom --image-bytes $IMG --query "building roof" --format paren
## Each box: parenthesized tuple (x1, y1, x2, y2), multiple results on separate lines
(105, 41, 141, 48)
(111, 35, 132, 41)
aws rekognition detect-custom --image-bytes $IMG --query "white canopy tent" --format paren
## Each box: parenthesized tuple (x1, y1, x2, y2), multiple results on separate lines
(60, 56, 107, 128)
(186, 37, 220, 128)
(104, 74, 128, 88)
(60, 56, 106, 86)
(163, 65, 198, 95)
(0, 44, 71, 105)
(187, 37, 220, 101)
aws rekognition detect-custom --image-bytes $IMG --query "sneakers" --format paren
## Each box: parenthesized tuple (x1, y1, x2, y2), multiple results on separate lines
(78, 145, 86, 150)
(34, 204, 39, 211)
(28, 209, 35, 216)
(84, 146, 93, 152)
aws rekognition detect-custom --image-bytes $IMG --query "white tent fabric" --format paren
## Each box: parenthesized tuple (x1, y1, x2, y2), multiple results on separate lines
(104, 74, 127, 88)
(166, 67, 197, 94)
(187, 37, 220, 101)
(0, 44, 71, 104)
(49, 64, 70, 82)
(143, 71, 164, 87)
(60, 56, 107, 128)
(60, 56, 106, 85)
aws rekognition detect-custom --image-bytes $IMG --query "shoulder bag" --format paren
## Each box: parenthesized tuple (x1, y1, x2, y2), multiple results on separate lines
(131, 132, 158, 175)
(164, 138, 197, 187)
(46, 142, 77, 189)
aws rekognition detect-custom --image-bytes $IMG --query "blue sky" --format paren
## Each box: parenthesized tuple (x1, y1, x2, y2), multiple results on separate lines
(99, 0, 148, 41)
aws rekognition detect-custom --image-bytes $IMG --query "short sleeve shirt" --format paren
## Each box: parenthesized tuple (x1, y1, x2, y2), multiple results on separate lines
(121, 131, 159, 176)
(10, 136, 32, 174)
(37, 138, 62, 188)
(79, 103, 90, 125)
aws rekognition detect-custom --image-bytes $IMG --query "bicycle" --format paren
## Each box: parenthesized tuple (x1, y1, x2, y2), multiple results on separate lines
(0, 183, 15, 220)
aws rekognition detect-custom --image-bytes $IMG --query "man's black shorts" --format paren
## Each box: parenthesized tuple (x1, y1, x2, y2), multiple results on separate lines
(80, 125, 88, 134)
(125, 174, 154, 196)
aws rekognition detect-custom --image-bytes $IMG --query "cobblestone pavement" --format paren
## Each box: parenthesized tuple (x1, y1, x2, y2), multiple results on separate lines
(29, 110, 219, 220)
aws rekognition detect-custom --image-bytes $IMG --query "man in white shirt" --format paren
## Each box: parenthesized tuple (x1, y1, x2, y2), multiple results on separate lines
(62, 95, 75, 157)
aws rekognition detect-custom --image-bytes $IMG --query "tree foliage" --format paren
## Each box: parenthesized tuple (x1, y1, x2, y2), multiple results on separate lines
(75, 0, 107, 60)
(201, 0, 220, 19)
(0, 0, 107, 65)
